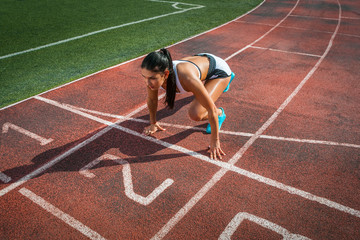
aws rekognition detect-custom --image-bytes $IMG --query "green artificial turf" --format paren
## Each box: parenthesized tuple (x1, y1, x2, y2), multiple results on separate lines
(0, 0, 262, 108)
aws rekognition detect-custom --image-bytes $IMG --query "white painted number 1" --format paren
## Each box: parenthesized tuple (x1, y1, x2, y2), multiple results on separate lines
(79, 154, 174, 206)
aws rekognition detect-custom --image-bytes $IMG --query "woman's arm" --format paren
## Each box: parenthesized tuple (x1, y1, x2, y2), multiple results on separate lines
(147, 86, 158, 124)
(143, 86, 166, 135)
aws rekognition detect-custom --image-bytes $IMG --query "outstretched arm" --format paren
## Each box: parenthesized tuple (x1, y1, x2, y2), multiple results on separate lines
(147, 86, 158, 125)
(143, 86, 166, 135)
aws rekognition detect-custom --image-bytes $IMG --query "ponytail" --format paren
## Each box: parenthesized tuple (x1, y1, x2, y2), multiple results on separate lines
(141, 48, 176, 109)
(160, 49, 176, 109)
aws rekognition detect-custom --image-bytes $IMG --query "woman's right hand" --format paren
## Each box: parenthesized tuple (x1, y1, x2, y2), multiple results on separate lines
(143, 122, 166, 135)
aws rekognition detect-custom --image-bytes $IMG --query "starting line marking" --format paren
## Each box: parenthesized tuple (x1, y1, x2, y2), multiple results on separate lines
(79, 154, 174, 206)
(19, 188, 106, 240)
(249, 45, 322, 58)
(0, 0, 204, 60)
(63, 103, 360, 149)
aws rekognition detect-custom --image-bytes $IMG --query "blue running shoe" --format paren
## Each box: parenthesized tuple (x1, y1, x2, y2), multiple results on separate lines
(206, 107, 226, 134)
(223, 72, 235, 93)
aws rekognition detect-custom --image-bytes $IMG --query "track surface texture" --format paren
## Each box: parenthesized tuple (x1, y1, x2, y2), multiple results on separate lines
(1, 0, 359, 239)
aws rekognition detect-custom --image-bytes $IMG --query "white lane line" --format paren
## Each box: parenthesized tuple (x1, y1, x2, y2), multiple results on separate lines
(258, 134, 360, 149)
(290, 14, 360, 21)
(0, 93, 164, 197)
(33, 96, 360, 220)
(0, 172, 11, 183)
(64, 103, 360, 149)
(290, 14, 360, 22)
(249, 45, 322, 58)
(342, 16, 360, 20)
(0, 1, 204, 60)
(152, 0, 345, 238)
(234, 20, 360, 38)
(290, 14, 339, 21)
(19, 188, 106, 240)
(2, 122, 54, 145)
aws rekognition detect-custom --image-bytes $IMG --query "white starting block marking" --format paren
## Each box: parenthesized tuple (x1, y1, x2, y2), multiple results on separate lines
(2, 122, 53, 146)
(79, 154, 174, 206)
(219, 212, 311, 240)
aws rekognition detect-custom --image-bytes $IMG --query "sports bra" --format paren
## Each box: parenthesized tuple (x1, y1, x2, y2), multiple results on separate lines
(160, 60, 202, 94)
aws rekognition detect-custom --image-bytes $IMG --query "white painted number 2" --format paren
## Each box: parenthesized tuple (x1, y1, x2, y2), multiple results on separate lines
(219, 212, 311, 240)
(79, 154, 174, 206)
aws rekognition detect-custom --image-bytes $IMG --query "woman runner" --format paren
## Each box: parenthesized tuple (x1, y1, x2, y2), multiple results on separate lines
(141, 48, 235, 160)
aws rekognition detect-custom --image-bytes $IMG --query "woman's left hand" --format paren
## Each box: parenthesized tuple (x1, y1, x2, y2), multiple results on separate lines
(209, 139, 226, 160)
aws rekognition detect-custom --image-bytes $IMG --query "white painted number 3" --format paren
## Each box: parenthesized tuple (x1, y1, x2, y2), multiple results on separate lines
(219, 212, 311, 240)
(79, 154, 174, 206)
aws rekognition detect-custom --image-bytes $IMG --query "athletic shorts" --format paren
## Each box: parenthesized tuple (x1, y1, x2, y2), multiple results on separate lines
(196, 53, 232, 80)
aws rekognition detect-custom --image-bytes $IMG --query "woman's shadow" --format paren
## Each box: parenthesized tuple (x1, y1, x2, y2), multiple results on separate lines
(1, 96, 209, 184)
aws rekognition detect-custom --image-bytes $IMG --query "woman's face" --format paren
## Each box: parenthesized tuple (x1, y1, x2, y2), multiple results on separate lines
(141, 68, 169, 90)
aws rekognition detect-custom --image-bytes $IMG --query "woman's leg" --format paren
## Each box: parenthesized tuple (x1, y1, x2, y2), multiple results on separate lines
(188, 76, 231, 121)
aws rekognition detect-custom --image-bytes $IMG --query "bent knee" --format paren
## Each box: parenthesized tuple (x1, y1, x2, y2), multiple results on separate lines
(188, 109, 204, 121)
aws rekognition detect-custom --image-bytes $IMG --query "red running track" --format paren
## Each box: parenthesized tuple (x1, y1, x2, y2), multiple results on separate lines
(1, 0, 359, 239)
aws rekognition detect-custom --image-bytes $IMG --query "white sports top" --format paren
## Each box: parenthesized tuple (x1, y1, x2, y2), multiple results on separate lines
(172, 60, 201, 94)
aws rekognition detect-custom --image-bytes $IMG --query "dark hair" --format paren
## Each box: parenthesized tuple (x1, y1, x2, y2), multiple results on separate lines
(141, 48, 176, 109)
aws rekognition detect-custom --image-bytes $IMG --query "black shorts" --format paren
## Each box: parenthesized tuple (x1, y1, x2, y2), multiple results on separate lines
(196, 53, 232, 80)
